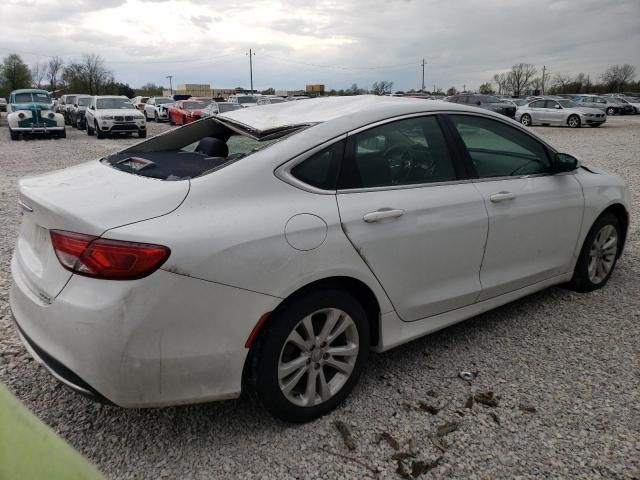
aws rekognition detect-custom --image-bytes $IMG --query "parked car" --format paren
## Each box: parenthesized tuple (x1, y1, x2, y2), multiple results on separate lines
(504, 98, 529, 108)
(6, 89, 65, 140)
(201, 102, 242, 117)
(84, 95, 146, 139)
(167, 100, 206, 125)
(70, 96, 92, 129)
(572, 95, 633, 115)
(516, 98, 606, 128)
(10, 96, 629, 422)
(285, 96, 311, 101)
(256, 96, 286, 105)
(130, 96, 150, 111)
(228, 94, 260, 107)
(0, 97, 7, 112)
(445, 94, 516, 117)
(143, 97, 173, 122)
(613, 96, 640, 114)
(56, 94, 82, 125)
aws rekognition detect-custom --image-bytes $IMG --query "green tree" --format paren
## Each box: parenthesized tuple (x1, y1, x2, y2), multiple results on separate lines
(446, 86, 457, 96)
(135, 82, 164, 96)
(260, 87, 275, 95)
(0, 54, 32, 95)
(478, 82, 494, 94)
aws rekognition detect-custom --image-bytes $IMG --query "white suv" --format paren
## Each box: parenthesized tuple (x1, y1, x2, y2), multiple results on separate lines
(85, 96, 146, 139)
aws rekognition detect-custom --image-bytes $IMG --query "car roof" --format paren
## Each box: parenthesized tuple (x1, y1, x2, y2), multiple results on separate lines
(217, 95, 481, 133)
(11, 88, 50, 95)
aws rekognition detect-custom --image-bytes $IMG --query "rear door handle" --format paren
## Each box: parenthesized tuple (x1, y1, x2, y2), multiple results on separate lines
(489, 191, 516, 203)
(363, 208, 405, 223)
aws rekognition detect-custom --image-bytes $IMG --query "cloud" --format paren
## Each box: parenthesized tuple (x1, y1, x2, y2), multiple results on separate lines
(0, 0, 638, 91)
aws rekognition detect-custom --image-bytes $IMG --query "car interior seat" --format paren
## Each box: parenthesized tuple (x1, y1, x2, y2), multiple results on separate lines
(195, 137, 229, 158)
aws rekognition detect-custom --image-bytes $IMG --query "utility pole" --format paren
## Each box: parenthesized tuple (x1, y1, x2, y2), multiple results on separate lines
(166, 75, 173, 95)
(420, 58, 426, 92)
(246, 49, 255, 93)
(541, 65, 546, 95)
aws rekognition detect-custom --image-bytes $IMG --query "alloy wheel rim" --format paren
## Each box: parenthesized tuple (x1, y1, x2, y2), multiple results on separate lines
(522, 115, 530, 126)
(588, 224, 617, 284)
(278, 308, 359, 407)
(569, 117, 579, 127)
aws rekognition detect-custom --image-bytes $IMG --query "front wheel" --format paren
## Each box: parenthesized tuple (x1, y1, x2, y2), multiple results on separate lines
(138, 129, 146, 138)
(96, 123, 105, 139)
(9, 128, 19, 140)
(568, 213, 621, 292)
(567, 115, 581, 128)
(606, 107, 615, 116)
(250, 290, 369, 423)
(520, 114, 532, 126)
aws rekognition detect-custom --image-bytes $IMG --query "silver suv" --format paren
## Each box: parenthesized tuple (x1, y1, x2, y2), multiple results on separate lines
(573, 96, 632, 115)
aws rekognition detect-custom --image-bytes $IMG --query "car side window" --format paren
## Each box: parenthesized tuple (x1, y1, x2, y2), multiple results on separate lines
(449, 115, 551, 178)
(544, 100, 559, 109)
(530, 100, 544, 108)
(338, 116, 457, 189)
(291, 140, 344, 190)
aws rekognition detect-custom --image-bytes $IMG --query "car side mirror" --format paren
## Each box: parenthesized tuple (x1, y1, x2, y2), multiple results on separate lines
(73, 104, 78, 108)
(554, 153, 578, 173)
(90, 106, 95, 110)
(555, 105, 561, 109)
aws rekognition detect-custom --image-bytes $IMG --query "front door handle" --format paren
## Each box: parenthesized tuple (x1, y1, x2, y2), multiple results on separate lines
(363, 208, 405, 223)
(489, 191, 516, 203)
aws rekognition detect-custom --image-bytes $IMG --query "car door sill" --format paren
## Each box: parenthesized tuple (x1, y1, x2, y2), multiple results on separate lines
(375, 271, 573, 352)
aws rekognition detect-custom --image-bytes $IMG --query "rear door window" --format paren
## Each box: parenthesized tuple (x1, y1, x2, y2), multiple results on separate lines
(339, 116, 457, 189)
(291, 141, 344, 190)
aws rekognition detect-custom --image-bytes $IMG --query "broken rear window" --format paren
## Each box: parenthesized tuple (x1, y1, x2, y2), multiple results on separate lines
(101, 117, 299, 181)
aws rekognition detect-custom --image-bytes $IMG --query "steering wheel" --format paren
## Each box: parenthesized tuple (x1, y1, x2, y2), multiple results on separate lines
(384, 144, 417, 183)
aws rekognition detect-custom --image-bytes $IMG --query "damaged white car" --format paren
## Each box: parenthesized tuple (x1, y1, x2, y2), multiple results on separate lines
(10, 96, 629, 422)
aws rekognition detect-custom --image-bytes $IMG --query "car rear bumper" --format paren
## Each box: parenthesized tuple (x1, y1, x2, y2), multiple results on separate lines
(10, 254, 279, 407)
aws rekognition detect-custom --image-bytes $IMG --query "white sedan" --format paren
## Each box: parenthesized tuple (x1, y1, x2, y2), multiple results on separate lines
(10, 96, 629, 422)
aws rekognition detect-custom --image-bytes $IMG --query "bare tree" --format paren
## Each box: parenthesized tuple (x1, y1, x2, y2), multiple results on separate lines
(82, 53, 110, 94)
(505, 63, 537, 97)
(492, 73, 508, 95)
(47, 56, 64, 94)
(601, 64, 636, 92)
(371, 80, 393, 95)
(31, 61, 47, 88)
(552, 73, 573, 93)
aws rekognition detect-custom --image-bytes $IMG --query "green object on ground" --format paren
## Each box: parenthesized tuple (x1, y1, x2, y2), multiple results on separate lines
(0, 383, 104, 480)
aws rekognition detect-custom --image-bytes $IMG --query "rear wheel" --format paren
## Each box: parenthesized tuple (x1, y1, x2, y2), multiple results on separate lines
(606, 107, 615, 115)
(568, 213, 621, 292)
(250, 290, 369, 423)
(567, 115, 581, 128)
(520, 114, 532, 126)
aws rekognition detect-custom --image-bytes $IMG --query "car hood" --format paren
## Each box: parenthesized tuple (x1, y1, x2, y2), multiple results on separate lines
(96, 108, 143, 117)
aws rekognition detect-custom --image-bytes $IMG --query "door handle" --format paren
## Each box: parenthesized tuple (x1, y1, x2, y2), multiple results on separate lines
(489, 191, 516, 203)
(363, 208, 405, 223)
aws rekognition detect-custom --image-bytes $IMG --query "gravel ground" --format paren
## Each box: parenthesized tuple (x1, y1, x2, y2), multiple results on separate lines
(1, 115, 639, 479)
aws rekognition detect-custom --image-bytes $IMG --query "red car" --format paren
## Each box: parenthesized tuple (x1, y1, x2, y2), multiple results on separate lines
(168, 100, 206, 125)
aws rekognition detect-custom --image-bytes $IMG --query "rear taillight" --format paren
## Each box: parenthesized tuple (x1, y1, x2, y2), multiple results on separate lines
(50, 230, 170, 280)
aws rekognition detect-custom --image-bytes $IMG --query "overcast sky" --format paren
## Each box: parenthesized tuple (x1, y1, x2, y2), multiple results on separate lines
(1, 0, 638, 92)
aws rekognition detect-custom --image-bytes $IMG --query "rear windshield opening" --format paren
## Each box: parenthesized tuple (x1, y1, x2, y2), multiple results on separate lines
(101, 117, 288, 180)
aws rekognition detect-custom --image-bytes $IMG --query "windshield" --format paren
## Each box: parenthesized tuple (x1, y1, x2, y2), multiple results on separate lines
(155, 98, 172, 104)
(97, 98, 134, 109)
(183, 101, 205, 110)
(14, 92, 51, 104)
(557, 100, 576, 108)
(193, 98, 212, 106)
(237, 96, 257, 104)
(219, 104, 241, 113)
(77, 97, 91, 106)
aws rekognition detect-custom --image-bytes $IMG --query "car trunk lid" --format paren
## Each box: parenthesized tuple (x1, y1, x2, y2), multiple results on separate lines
(14, 160, 189, 301)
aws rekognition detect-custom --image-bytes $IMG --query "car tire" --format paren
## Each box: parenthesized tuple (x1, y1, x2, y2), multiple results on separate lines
(59, 128, 66, 139)
(9, 128, 19, 140)
(250, 289, 370, 423)
(96, 123, 105, 139)
(143, 110, 148, 121)
(182, 115, 187, 125)
(86, 121, 94, 136)
(520, 114, 532, 127)
(138, 129, 147, 138)
(155, 112, 159, 122)
(567, 115, 581, 128)
(169, 115, 175, 125)
(606, 107, 615, 116)
(568, 212, 622, 293)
